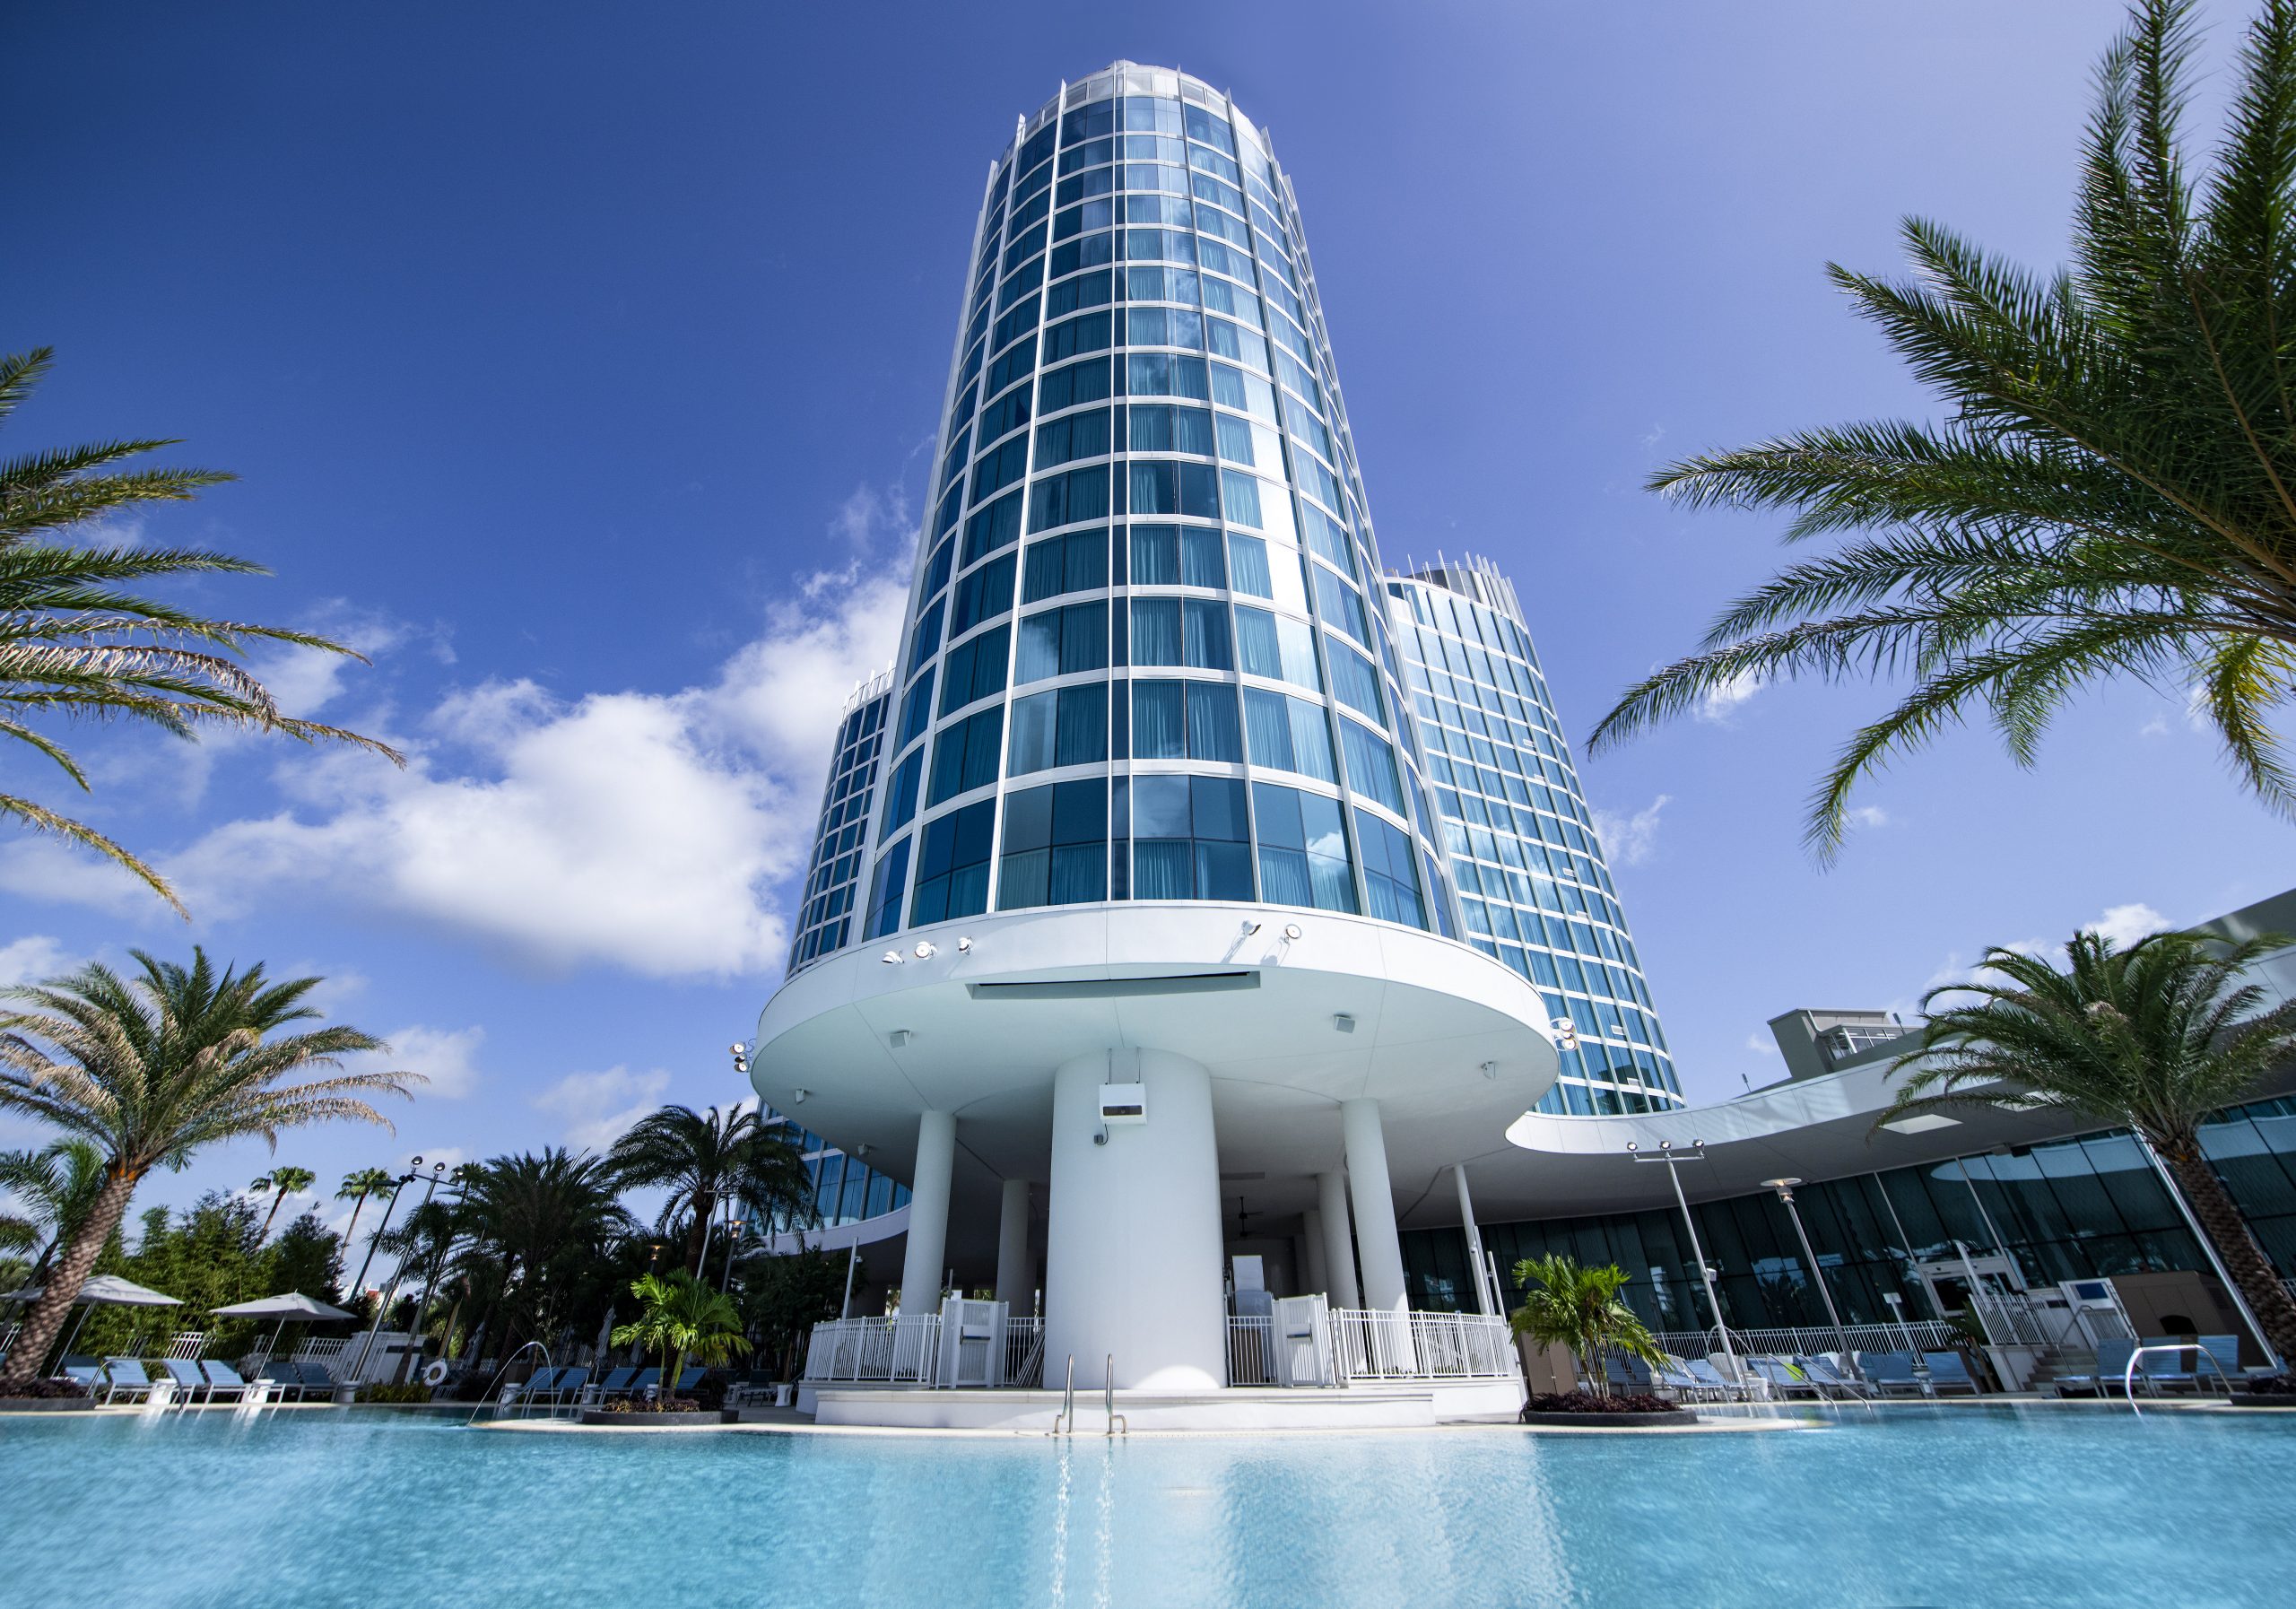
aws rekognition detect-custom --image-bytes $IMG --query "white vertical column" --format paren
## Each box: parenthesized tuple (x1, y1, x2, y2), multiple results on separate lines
(1044, 1048, 1226, 1389)
(897, 1109, 957, 1316)
(1301, 1206, 1330, 1299)
(1316, 1170, 1361, 1309)
(1342, 1098, 1408, 1314)
(995, 1178, 1031, 1309)
(1452, 1163, 1495, 1318)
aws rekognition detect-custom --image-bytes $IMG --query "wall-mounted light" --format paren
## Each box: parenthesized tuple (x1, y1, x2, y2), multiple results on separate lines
(1551, 1016, 1578, 1051)
(1283, 924, 1303, 941)
(914, 941, 937, 960)
(1241, 920, 1262, 936)
(1478, 1060, 1497, 1080)
(881, 952, 903, 965)
(1332, 1013, 1355, 1033)
(956, 936, 974, 952)
(889, 1030, 913, 1048)
(792, 1088, 811, 1104)
(855, 1144, 874, 1159)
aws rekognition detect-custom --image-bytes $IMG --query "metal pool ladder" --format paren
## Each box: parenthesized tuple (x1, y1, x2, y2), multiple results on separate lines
(1104, 1354, 1126, 1438)
(2119, 1342, 2235, 1414)
(1050, 1353, 1074, 1436)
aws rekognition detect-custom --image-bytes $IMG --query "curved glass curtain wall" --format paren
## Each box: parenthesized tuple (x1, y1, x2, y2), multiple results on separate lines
(1386, 558, 1683, 1113)
(786, 672, 894, 973)
(845, 63, 1462, 952)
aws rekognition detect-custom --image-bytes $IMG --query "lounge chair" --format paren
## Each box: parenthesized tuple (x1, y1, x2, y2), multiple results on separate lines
(1683, 1357, 1754, 1401)
(2135, 1339, 2205, 1393)
(623, 1367, 662, 1403)
(60, 1360, 106, 1396)
(583, 1366, 638, 1405)
(672, 1366, 704, 1396)
(101, 1357, 153, 1405)
(1603, 1354, 1657, 1395)
(257, 1361, 309, 1400)
(1921, 1351, 1981, 1396)
(1655, 1355, 1715, 1402)
(2053, 1337, 2136, 1396)
(199, 1361, 252, 1405)
(1748, 1356, 1821, 1398)
(1857, 1352, 1928, 1396)
(2195, 1335, 2240, 1392)
(159, 1358, 213, 1406)
(297, 1360, 340, 1396)
(536, 1366, 588, 1409)
(1796, 1354, 1873, 1401)
(503, 1365, 562, 1409)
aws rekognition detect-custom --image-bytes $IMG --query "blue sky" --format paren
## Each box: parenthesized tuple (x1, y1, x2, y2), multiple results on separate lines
(6, 1, 2285, 1236)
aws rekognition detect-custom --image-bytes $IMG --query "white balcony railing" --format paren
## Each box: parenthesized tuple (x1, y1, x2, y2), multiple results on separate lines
(801, 1315, 944, 1385)
(1003, 1317, 1045, 1387)
(1329, 1309, 1515, 1382)
(1652, 1321, 1963, 1359)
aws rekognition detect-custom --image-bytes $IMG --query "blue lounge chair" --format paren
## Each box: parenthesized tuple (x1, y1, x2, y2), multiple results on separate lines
(1748, 1356, 1821, 1398)
(1683, 1357, 1752, 1400)
(505, 1366, 562, 1409)
(159, 1357, 213, 1405)
(60, 1360, 106, 1396)
(2053, 1337, 2136, 1396)
(672, 1366, 703, 1396)
(536, 1366, 588, 1409)
(199, 1361, 251, 1405)
(1796, 1354, 1873, 1401)
(257, 1361, 308, 1400)
(1603, 1354, 1657, 1394)
(297, 1359, 339, 1396)
(1654, 1355, 1715, 1401)
(2195, 1335, 2241, 1392)
(2135, 1339, 2205, 1393)
(584, 1366, 638, 1405)
(1921, 1351, 1981, 1395)
(101, 1357, 153, 1405)
(1857, 1352, 1927, 1396)
(624, 1367, 661, 1403)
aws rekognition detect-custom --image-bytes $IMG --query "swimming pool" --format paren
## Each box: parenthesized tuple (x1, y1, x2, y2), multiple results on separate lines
(1, 1406, 2289, 1607)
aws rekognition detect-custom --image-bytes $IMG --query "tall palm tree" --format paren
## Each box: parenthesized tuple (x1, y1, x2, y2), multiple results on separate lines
(0, 950, 419, 1385)
(1591, 1, 2296, 856)
(335, 1166, 395, 1267)
(0, 1136, 107, 1276)
(456, 1149, 632, 1360)
(250, 1164, 315, 1241)
(605, 1105, 814, 1277)
(0, 345, 401, 912)
(1880, 926, 2296, 1358)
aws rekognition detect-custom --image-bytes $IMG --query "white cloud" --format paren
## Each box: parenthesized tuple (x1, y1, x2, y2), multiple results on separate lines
(1693, 670, 1763, 725)
(1591, 795, 1670, 867)
(2138, 715, 2170, 739)
(358, 1024, 485, 1100)
(2086, 901, 2170, 949)
(1847, 805, 1892, 830)
(0, 935, 74, 988)
(1745, 1031, 1777, 1056)
(0, 517, 913, 980)
(532, 1065, 669, 1152)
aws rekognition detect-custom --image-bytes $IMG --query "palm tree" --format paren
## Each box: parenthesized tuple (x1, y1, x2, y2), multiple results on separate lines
(250, 1164, 316, 1241)
(612, 1270, 750, 1404)
(456, 1149, 633, 1361)
(1508, 1254, 1668, 1396)
(335, 1166, 394, 1268)
(0, 347, 401, 912)
(604, 1105, 813, 1277)
(0, 950, 418, 1386)
(1880, 926, 2296, 1358)
(0, 1136, 108, 1276)
(1591, 0, 2296, 856)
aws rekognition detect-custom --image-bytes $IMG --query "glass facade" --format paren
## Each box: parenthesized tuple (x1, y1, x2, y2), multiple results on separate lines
(842, 62, 1466, 953)
(787, 673, 893, 973)
(1402, 1097, 2296, 1326)
(753, 1105, 911, 1232)
(1387, 557, 1683, 1113)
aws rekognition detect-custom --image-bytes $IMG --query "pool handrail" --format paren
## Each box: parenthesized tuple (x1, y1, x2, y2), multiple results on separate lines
(1105, 1354, 1126, 1439)
(465, 1340, 555, 1424)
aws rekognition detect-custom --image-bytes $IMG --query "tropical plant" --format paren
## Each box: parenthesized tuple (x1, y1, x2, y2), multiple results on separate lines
(250, 1164, 315, 1240)
(1508, 1254, 1668, 1396)
(741, 1247, 857, 1380)
(1880, 926, 2296, 1357)
(1591, 0, 2296, 856)
(604, 1105, 813, 1277)
(453, 1149, 633, 1364)
(335, 1166, 394, 1275)
(0, 949, 417, 1386)
(0, 1135, 108, 1277)
(611, 1269, 750, 1403)
(0, 346, 400, 911)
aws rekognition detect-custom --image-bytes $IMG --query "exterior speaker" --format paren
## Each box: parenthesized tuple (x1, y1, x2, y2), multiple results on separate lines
(1099, 1083, 1147, 1124)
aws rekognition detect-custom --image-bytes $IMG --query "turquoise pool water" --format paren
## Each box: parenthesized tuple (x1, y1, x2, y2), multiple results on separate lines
(1, 1406, 2290, 1607)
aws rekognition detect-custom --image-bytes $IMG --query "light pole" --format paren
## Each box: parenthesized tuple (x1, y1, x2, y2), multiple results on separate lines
(1763, 1178, 1858, 1378)
(345, 1170, 412, 1310)
(352, 1159, 436, 1385)
(398, 1164, 461, 1384)
(1629, 1140, 1742, 1383)
(378, 1162, 447, 1384)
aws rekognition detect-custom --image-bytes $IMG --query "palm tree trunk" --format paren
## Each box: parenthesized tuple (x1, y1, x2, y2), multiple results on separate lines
(684, 1188, 712, 1277)
(1, 1165, 137, 1387)
(342, 1195, 370, 1266)
(258, 1194, 284, 1242)
(2161, 1142, 2296, 1361)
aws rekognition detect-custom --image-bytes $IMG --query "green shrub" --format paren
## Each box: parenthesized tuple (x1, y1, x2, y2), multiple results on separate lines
(355, 1382, 432, 1404)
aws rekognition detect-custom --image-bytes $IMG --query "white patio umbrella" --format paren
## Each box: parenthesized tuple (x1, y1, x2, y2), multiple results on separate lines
(210, 1292, 356, 1365)
(0, 1274, 182, 1366)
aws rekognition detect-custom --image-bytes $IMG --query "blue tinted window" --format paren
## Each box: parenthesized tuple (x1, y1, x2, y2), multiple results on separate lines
(1253, 782, 1355, 914)
(864, 837, 911, 939)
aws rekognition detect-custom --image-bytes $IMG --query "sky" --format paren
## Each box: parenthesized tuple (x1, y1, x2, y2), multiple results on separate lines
(5, 1, 2288, 1240)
